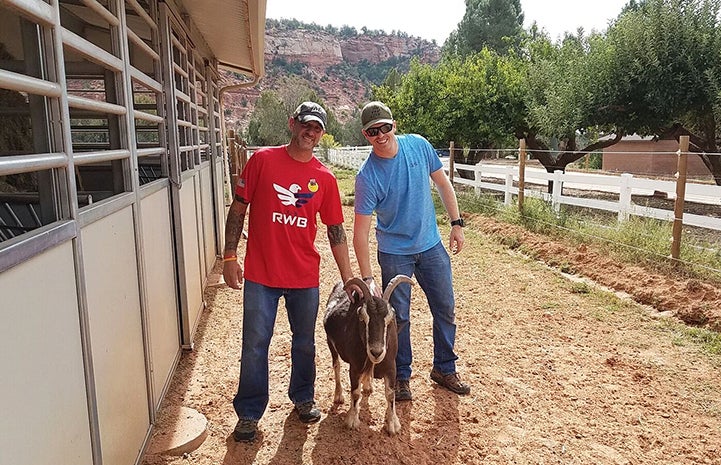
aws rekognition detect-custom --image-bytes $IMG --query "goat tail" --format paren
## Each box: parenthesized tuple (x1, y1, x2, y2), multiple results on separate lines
(382, 274, 414, 303)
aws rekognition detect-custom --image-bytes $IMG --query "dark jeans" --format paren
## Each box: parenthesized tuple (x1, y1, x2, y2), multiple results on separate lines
(233, 280, 319, 421)
(378, 241, 459, 380)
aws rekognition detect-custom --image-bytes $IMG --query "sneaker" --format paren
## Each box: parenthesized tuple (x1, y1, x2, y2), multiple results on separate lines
(430, 368, 471, 395)
(395, 379, 412, 401)
(233, 418, 258, 442)
(295, 401, 321, 423)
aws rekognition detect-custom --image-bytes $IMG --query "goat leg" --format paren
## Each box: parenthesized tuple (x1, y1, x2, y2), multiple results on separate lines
(361, 367, 373, 395)
(345, 368, 363, 429)
(329, 345, 344, 404)
(383, 374, 401, 435)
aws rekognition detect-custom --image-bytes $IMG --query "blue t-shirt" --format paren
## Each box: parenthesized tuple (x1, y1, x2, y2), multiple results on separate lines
(355, 134, 443, 255)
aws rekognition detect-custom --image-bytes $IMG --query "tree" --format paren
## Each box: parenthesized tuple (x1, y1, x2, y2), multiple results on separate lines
(518, 32, 624, 178)
(444, 0, 525, 56)
(317, 133, 340, 160)
(373, 52, 526, 151)
(519, 0, 721, 186)
(600, 0, 721, 185)
(336, 112, 367, 147)
(245, 91, 288, 146)
(246, 76, 341, 146)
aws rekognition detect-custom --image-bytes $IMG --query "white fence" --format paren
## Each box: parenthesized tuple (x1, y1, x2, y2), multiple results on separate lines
(328, 147, 721, 232)
(328, 146, 371, 170)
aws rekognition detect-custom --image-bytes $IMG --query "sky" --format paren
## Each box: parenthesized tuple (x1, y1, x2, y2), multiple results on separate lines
(265, 0, 630, 45)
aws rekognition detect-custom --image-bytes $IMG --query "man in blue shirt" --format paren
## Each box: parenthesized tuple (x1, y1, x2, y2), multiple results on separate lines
(353, 101, 471, 401)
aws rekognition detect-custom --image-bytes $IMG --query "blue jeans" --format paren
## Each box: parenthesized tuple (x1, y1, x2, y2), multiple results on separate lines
(378, 241, 458, 381)
(233, 280, 319, 421)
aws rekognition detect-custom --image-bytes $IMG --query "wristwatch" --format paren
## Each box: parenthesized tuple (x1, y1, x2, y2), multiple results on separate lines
(450, 218, 465, 227)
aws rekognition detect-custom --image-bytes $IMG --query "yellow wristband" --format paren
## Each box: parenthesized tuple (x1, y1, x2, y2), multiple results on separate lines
(223, 256, 237, 262)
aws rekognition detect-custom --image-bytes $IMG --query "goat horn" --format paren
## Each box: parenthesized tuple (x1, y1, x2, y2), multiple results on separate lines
(382, 274, 413, 302)
(344, 277, 372, 301)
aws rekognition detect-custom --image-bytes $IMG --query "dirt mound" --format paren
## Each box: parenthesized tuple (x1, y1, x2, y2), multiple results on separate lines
(474, 215, 721, 331)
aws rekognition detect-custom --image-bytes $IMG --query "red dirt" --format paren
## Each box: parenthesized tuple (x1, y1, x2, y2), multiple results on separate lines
(141, 207, 721, 465)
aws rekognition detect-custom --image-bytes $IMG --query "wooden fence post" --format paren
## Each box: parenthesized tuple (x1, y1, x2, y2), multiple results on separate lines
(671, 135, 689, 260)
(228, 129, 238, 189)
(518, 139, 526, 211)
(449, 141, 455, 185)
(239, 141, 248, 172)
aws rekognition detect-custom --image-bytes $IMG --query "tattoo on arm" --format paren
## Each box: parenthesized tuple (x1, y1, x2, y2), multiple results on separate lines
(327, 224, 347, 247)
(223, 200, 248, 255)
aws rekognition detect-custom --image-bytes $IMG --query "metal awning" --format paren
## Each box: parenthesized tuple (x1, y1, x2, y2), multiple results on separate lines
(180, 0, 266, 78)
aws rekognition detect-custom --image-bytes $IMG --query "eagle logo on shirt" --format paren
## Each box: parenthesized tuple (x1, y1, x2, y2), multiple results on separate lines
(273, 183, 315, 207)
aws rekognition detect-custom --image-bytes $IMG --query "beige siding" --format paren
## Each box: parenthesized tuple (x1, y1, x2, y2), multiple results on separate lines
(180, 178, 204, 343)
(0, 243, 93, 465)
(141, 187, 180, 410)
(82, 208, 149, 465)
(200, 165, 217, 276)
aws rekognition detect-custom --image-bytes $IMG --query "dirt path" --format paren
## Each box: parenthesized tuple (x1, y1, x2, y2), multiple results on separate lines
(141, 207, 721, 465)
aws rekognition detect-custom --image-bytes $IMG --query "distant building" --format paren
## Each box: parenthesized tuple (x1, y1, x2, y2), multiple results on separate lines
(602, 134, 709, 177)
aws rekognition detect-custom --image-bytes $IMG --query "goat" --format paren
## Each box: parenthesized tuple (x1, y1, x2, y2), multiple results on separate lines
(323, 275, 413, 435)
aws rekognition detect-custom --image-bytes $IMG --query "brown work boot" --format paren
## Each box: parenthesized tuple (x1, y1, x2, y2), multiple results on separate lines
(430, 368, 471, 395)
(395, 379, 412, 401)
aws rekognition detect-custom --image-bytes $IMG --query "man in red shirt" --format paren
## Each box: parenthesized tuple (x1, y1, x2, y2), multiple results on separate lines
(222, 102, 356, 442)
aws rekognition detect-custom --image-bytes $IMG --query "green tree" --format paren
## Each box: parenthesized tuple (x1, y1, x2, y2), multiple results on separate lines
(245, 92, 288, 146)
(337, 111, 367, 147)
(518, 32, 624, 176)
(382, 68, 403, 91)
(245, 75, 343, 146)
(444, 0, 525, 56)
(603, 0, 721, 184)
(373, 52, 526, 151)
(317, 133, 340, 160)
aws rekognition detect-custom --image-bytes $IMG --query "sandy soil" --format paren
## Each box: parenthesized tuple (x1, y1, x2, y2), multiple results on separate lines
(141, 207, 721, 465)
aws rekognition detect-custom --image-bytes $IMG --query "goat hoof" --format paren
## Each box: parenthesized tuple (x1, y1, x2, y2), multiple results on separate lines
(345, 415, 361, 430)
(386, 416, 401, 435)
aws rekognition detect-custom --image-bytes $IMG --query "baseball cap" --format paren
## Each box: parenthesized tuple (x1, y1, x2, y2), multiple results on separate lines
(361, 101, 394, 130)
(293, 101, 327, 130)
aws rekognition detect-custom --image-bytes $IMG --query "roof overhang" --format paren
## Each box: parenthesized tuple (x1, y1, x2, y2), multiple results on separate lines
(180, 0, 266, 78)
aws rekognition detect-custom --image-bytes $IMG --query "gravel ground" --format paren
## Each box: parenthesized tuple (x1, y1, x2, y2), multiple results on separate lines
(141, 207, 721, 465)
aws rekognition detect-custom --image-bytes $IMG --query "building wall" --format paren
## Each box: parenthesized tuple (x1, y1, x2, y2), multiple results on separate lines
(0, 243, 93, 465)
(603, 139, 710, 177)
(0, 1, 231, 464)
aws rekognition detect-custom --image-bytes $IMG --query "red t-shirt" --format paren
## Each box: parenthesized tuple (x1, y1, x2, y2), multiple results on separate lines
(234, 145, 344, 288)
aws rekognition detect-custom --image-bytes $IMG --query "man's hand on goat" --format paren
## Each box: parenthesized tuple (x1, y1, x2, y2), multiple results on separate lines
(363, 277, 383, 298)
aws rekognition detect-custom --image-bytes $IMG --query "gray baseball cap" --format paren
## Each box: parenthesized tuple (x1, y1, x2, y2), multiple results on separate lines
(361, 101, 394, 130)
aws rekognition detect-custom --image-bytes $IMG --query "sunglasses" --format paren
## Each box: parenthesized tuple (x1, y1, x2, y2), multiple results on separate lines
(365, 123, 393, 137)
